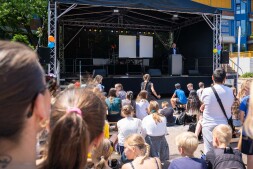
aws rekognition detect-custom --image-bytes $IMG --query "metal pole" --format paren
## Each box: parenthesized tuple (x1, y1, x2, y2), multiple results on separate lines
(237, 26, 241, 91)
(48, 64, 50, 74)
(79, 60, 82, 85)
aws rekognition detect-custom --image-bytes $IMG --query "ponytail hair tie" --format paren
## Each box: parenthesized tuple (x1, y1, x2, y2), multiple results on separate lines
(67, 107, 82, 116)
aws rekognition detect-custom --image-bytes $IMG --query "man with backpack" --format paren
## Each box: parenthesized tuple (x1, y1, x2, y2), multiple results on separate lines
(206, 124, 245, 169)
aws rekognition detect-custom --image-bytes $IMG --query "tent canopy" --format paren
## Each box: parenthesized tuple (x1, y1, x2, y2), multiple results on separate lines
(56, 0, 219, 31)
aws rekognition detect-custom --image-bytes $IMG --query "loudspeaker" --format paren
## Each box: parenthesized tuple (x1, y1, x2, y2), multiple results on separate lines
(221, 51, 229, 64)
(188, 70, 199, 76)
(93, 69, 107, 77)
(37, 47, 50, 64)
(148, 69, 162, 77)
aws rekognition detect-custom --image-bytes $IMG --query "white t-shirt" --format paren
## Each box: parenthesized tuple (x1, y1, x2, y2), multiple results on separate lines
(142, 114, 167, 137)
(197, 88, 204, 99)
(136, 99, 149, 120)
(117, 117, 142, 146)
(200, 84, 234, 127)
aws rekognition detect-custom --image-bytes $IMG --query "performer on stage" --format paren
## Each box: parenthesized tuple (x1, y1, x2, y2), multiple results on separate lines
(169, 43, 180, 55)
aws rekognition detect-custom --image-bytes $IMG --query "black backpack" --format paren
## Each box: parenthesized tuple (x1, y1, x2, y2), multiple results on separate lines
(213, 147, 246, 169)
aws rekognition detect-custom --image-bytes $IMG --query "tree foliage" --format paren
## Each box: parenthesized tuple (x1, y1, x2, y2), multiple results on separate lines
(0, 0, 47, 46)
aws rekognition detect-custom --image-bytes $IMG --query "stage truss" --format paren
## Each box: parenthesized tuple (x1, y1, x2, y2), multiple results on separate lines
(48, 2, 221, 79)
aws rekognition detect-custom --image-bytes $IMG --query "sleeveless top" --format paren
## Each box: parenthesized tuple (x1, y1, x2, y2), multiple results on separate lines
(130, 158, 159, 169)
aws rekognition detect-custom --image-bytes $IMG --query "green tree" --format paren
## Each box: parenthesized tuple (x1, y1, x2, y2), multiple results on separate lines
(0, 0, 47, 47)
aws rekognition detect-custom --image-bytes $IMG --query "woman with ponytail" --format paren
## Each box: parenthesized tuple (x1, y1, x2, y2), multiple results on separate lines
(142, 101, 169, 162)
(91, 139, 113, 169)
(122, 134, 161, 169)
(39, 88, 107, 169)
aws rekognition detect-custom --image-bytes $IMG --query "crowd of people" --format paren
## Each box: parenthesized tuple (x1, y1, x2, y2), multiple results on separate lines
(0, 40, 252, 169)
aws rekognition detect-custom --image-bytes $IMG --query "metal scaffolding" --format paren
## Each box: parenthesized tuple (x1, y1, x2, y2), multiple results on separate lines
(48, 1, 221, 75)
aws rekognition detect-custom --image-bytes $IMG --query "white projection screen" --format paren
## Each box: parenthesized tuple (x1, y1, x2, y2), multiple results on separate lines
(139, 35, 153, 58)
(119, 35, 136, 58)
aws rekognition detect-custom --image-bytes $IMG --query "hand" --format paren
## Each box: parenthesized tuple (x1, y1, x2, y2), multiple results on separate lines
(157, 95, 161, 99)
(200, 104, 205, 112)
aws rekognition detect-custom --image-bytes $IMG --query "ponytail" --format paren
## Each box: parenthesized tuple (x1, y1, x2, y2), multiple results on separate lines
(152, 113, 163, 124)
(40, 113, 89, 169)
(95, 156, 106, 169)
(140, 143, 150, 164)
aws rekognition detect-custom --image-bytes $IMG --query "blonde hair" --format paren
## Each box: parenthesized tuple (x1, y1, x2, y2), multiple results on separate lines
(213, 124, 232, 146)
(91, 139, 112, 169)
(175, 132, 198, 157)
(125, 134, 150, 164)
(136, 90, 148, 102)
(187, 83, 193, 88)
(115, 83, 123, 90)
(161, 101, 169, 108)
(238, 79, 252, 100)
(94, 75, 103, 84)
(244, 82, 253, 138)
(149, 101, 163, 124)
(143, 74, 150, 81)
(121, 105, 134, 117)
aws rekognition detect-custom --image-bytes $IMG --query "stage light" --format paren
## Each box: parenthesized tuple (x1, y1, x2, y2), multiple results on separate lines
(121, 31, 123, 33)
(89, 29, 91, 32)
(148, 32, 150, 34)
(99, 30, 102, 32)
(94, 29, 97, 32)
(113, 9, 119, 13)
(116, 31, 118, 33)
(111, 30, 114, 33)
(152, 32, 155, 35)
(139, 32, 141, 34)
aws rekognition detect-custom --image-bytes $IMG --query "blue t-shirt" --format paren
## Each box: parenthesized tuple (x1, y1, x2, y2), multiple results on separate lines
(174, 89, 187, 104)
(168, 157, 207, 169)
(239, 95, 249, 119)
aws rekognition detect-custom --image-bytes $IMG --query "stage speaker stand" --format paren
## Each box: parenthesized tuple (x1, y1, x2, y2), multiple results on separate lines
(93, 69, 107, 77)
(148, 69, 162, 77)
(221, 51, 229, 64)
(37, 47, 50, 65)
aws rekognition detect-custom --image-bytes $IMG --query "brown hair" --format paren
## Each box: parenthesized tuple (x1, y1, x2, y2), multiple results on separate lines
(149, 101, 163, 124)
(136, 90, 148, 102)
(91, 139, 113, 169)
(161, 101, 169, 108)
(115, 83, 123, 90)
(0, 41, 45, 140)
(125, 134, 150, 164)
(121, 105, 134, 117)
(40, 88, 106, 169)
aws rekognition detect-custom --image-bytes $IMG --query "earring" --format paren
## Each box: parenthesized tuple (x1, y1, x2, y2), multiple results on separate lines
(39, 119, 49, 128)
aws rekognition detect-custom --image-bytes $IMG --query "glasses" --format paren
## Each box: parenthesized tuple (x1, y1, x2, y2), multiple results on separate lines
(27, 83, 48, 118)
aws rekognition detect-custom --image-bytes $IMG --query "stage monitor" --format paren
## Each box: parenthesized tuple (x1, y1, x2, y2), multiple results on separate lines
(139, 35, 153, 58)
(119, 35, 136, 58)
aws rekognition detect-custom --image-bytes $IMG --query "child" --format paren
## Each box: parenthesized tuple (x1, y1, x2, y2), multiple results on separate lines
(206, 124, 245, 169)
(159, 101, 175, 126)
(91, 139, 113, 169)
(169, 132, 207, 169)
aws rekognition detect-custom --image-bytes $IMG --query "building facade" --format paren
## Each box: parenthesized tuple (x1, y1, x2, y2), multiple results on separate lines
(193, 0, 253, 52)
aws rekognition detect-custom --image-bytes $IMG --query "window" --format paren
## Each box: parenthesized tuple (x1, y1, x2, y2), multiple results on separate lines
(221, 20, 231, 36)
(236, 4, 241, 14)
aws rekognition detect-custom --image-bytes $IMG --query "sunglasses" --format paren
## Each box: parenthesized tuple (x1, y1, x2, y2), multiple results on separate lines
(27, 83, 49, 118)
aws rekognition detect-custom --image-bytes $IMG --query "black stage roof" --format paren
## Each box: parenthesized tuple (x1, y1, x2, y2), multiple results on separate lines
(56, 0, 219, 31)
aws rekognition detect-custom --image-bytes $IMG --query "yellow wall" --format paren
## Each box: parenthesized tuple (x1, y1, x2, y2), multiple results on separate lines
(192, 0, 231, 9)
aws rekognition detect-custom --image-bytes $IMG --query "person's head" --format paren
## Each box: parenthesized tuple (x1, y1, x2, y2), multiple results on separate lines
(172, 43, 176, 48)
(212, 124, 232, 148)
(108, 88, 117, 97)
(212, 68, 226, 84)
(94, 75, 103, 84)
(124, 134, 150, 164)
(189, 90, 197, 98)
(121, 105, 134, 117)
(198, 82, 204, 88)
(161, 101, 169, 109)
(126, 91, 134, 100)
(175, 83, 181, 89)
(143, 74, 151, 81)
(115, 83, 123, 91)
(0, 41, 50, 143)
(238, 79, 252, 99)
(187, 83, 193, 91)
(42, 88, 106, 169)
(175, 132, 198, 157)
(91, 139, 113, 169)
(149, 101, 163, 124)
(137, 90, 148, 101)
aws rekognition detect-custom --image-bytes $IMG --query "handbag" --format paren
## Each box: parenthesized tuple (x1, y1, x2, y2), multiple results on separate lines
(211, 87, 236, 137)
